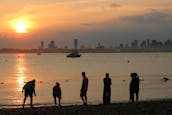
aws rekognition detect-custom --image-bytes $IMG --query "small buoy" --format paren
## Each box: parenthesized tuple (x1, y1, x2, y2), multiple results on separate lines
(162, 77, 169, 81)
(65, 80, 69, 82)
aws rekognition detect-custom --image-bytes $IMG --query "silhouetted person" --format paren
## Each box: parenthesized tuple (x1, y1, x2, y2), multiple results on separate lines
(22, 80, 36, 108)
(103, 73, 112, 104)
(53, 82, 62, 106)
(129, 73, 140, 103)
(80, 72, 88, 105)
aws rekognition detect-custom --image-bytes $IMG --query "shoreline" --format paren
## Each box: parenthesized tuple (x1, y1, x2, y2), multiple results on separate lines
(1, 48, 172, 54)
(0, 98, 171, 109)
(0, 99, 172, 115)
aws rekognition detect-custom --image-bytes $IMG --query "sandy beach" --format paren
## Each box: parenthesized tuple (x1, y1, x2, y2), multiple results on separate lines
(0, 99, 172, 115)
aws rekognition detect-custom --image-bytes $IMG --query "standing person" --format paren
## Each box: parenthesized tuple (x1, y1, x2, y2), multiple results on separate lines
(129, 73, 140, 103)
(103, 73, 112, 104)
(22, 80, 36, 108)
(53, 82, 62, 106)
(80, 72, 89, 105)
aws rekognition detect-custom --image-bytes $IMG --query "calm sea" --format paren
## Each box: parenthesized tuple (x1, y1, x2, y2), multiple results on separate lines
(0, 53, 172, 108)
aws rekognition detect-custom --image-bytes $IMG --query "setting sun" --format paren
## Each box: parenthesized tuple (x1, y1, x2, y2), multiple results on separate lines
(11, 18, 31, 34)
(15, 22, 27, 33)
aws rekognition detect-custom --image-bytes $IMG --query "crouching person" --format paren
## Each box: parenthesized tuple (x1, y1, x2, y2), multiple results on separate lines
(22, 80, 36, 108)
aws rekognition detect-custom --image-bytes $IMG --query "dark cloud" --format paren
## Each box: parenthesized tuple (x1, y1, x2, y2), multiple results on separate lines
(121, 9, 171, 24)
(110, 3, 121, 8)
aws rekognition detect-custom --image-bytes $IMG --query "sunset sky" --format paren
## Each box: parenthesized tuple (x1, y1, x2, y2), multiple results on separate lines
(0, 0, 172, 48)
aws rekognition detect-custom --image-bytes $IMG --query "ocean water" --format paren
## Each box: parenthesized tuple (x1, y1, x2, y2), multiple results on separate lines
(0, 53, 172, 108)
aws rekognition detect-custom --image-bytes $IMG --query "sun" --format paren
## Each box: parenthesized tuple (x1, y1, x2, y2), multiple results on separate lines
(15, 22, 27, 33)
(11, 18, 32, 34)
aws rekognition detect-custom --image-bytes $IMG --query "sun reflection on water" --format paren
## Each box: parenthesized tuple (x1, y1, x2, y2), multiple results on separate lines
(18, 76, 24, 85)
(16, 54, 26, 92)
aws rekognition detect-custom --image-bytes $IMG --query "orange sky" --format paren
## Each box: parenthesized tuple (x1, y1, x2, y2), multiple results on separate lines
(0, 0, 172, 48)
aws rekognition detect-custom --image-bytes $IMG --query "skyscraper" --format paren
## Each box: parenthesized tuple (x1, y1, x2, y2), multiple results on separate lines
(74, 39, 78, 50)
(41, 41, 44, 49)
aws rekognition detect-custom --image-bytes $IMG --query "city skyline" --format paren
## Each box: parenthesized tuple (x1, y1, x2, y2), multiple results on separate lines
(36, 39, 172, 49)
(0, 0, 172, 48)
(1, 39, 172, 51)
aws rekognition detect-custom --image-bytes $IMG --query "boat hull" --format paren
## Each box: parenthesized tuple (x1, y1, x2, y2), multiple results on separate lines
(66, 52, 81, 58)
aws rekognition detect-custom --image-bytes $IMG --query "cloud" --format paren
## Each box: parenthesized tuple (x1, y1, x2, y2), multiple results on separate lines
(109, 3, 121, 8)
(121, 9, 171, 24)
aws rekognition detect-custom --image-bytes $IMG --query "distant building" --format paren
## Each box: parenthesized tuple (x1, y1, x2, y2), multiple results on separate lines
(48, 40, 57, 49)
(164, 39, 172, 48)
(131, 40, 138, 48)
(150, 40, 163, 48)
(147, 39, 150, 48)
(119, 44, 124, 48)
(96, 42, 105, 49)
(140, 40, 146, 48)
(41, 41, 44, 49)
(74, 39, 78, 50)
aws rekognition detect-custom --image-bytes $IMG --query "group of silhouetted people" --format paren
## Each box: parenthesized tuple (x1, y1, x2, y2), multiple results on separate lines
(22, 72, 140, 108)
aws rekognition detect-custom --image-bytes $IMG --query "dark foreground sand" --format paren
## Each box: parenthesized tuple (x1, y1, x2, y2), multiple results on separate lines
(0, 100, 172, 115)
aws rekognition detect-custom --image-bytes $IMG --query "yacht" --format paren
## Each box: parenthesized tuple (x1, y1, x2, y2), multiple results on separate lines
(66, 52, 81, 58)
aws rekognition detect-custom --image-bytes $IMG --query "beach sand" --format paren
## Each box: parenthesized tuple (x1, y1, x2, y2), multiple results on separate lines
(0, 100, 172, 115)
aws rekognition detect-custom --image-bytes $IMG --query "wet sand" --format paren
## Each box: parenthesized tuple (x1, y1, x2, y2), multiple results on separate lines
(0, 99, 172, 115)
